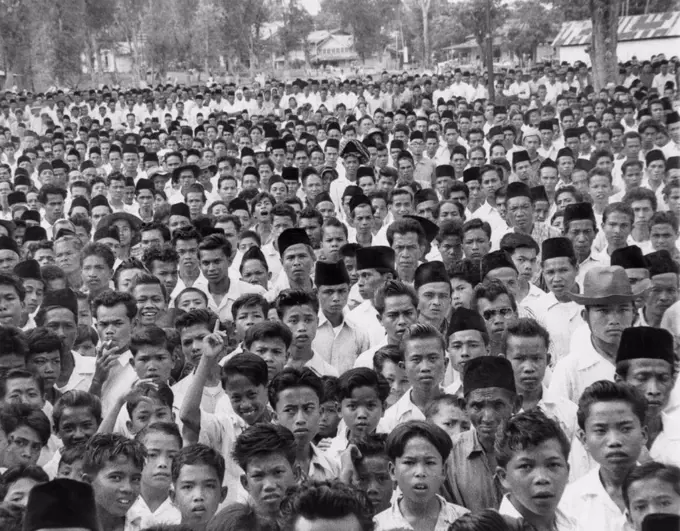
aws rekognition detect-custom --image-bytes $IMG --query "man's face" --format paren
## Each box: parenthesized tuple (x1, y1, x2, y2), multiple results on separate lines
(392, 232, 422, 281)
(43, 307, 78, 352)
(498, 438, 569, 522)
(626, 476, 680, 531)
(505, 334, 549, 397)
(465, 387, 517, 445)
(462, 228, 490, 262)
(95, 303, 133, 350)
(172, 465, 224, 528)
(585, 304, 635, 346)
(579, 400, 647, 475)
(199, 248, 230, 284)
(650, 224, 678, 254)
(477, 294, 516, 342)
(132, 284, 167, 327)
(645, 273, 678, 321)
(0, 284, 24, 328)
(91, 455, 142, 517)
(621, 358, 675, 419)
(82, 255, 112, 294)
(274, 385, 321, 447)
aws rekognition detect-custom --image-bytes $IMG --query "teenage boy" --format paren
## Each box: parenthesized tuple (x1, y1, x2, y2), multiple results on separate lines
(171, 444, 228, 531)
(348, 246, 396, 348)
(354, 280, 418, 368)
(614, 327, 679, 467)
(562, 202, 606, 288)
(561, 381, 648, 531)
(43, 389, 102, 478)
(379, 323, 448, 434)
(414, 261, 452, 334)
(270, 228, 315, 299)
(445, 307, 489, 396)
(127, 422, 183, 529)
(275, 289, 338, 377)
(326, 367, 388, 460)
(172, 309, 225, 414)
(495, 410, 575, 530)
(232, 422, 298, 527)
(0, 402, 51, 468)
(374, 420, 469, 530)
(446, 356, 521, 512)
(244, 321, 292, 381)
(550, 266, 642, 403)
(269, 367, 339, 480)
(639, 250, 679, 328)
(82, 433, 146, 531)
(312, 260, 369, 374)
(540, 237, 583, 364)
(503, 318, 577, 440)
(197, 232, 266, 323)
(622, 462, 680, 531)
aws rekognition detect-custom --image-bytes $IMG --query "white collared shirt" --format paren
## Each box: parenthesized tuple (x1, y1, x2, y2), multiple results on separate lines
(293, 350, 339, 377)
(377, 387, 429, 434)
(560, 467, 633, 531)
(55, 350, 96, 394)
(549, 334, 615, 404)
(498, 494, 577, 531)
(649, 411, 680, 467)
(354, 338, 389, 369)
(542, 292, 585, 366)
(125, 496, 181, 531)
(205, 274, 267, 323)
(374, 494, 468, 531)
(312, 309, 370, 375)
(347, 300, 385, 349)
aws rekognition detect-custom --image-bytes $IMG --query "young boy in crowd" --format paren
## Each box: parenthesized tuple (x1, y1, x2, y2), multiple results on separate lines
(25, 328, 62, 404)
(373, 345, 410, 409)
(561, 381, 649, 531)
(0, 403, 51, 469)
(374, 420, 468, 530)
(56, 443, 86, 480)
(243, 320, 292, 382)
(275, 289, 338, 377)
(445, 307, 489, 396)
(623, 462, 680, 531)
(349, 434, 394, 516)
(495, 410, 574, 530)
(0, 465, 49, 506)
(425, 394, 470, 440)
(232, 423, 298, 527)
(230, 293, 269, 350)
(269, 367, 339, 480)
(127, 422, 183, 529)
(174, 287, 209, 313)
(326, 368, 389, 460)
(379, 323, 449, 433)
(74, 324, 98, 358)
(316, 375, 341, 445)
(82, 433, 146, 531)
(171, 443, 227, 531)
(44, 390, 102, 478)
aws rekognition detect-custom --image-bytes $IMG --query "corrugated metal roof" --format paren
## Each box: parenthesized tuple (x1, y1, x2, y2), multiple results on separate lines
(552, 11, 680, 47)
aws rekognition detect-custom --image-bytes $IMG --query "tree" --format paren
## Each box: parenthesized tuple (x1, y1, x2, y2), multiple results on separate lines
(505, 0, 560, 63)
(278, 0, 314, 67)
(320, 0, 396, 63)
(0, 0, 35, 89)
(589, 0, 620, 90)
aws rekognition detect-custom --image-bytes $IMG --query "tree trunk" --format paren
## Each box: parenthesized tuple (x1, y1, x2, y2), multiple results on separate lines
(589, 0, 620, 91)
(421, 0, 431, 66)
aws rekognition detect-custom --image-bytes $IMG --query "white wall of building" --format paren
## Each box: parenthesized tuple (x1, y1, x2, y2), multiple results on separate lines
(558, 37, 680, 65)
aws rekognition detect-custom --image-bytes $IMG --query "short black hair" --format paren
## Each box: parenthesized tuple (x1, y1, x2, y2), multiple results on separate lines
(495, 410, 570, 468)
(232, 423, 296, 471)
(82, 433, 146, 477)
(92, 290, 138, 320)
(231, 293, 268, 321)
(274, 289, 319, 319)
(501, 318, 550, 354)
(222, 353, 268, 389)
(386, 420, 452, 462)
(337, 368, 389, 403)
(130, 325, 169, 357)
(171, 443, 225, 484)
(53, 389, 102, 431)
(175, 309, 218, 335)
(577, 380, 647, 430)
(0, 403, 51, 446)
(0, 465, 49, 500)
(372, 344, 404, 373)
(268, 367, 324, 410)
(0, 325, 28, 358)
(243, 321, 293, 350)
(135, 421, 182, 449)
(622, 461, 680, 509)
(280, 480, 374, 531)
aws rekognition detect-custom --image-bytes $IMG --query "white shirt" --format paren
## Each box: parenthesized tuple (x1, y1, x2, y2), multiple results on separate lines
(377, 388, 430, 434)
(649, 411, 680, 467)
(354, 338, 388, 369)
(171, 372, 225, 414)
(542, 292, 585, 366)
(374, 495, 468, 531)
(205, 274, 267, 323)
(55, 351, 96, 394)
(560, 467, 633, 531)
(296, 350, 339, 377)
(549, 334, 615, 404)
(347, 299, 385, 348)
(498, 495, 577, 531)
(125, 496, 181, 531)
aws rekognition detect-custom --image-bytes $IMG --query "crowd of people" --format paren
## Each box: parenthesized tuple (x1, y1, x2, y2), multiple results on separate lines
(0, 56, 679, 531)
